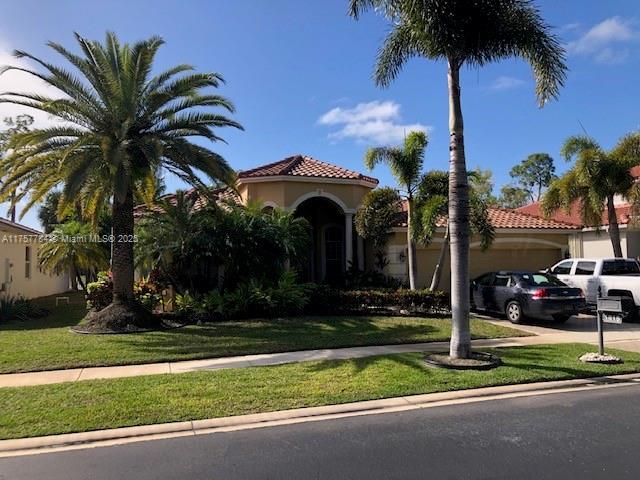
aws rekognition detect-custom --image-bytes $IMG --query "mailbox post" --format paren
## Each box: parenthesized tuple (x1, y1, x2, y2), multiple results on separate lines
(596, 297, 624, 355)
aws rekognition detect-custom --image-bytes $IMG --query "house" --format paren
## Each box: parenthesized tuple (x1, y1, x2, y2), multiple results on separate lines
(0, 218, 69, 299)
(159, 154, 578, 290)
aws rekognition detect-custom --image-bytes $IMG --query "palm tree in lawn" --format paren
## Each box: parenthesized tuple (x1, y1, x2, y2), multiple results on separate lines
(350, 0, 566, 358)
(542, 133, 640, 258)
(0, 32, 242, 331)
(364, 130, 428, 290)
(39, 221, 109, 291)
(416, 171, 495, 291)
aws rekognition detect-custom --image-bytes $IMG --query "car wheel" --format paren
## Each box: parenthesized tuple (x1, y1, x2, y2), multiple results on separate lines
(505, 301, 524, 324)
(552, 314, 571, 324)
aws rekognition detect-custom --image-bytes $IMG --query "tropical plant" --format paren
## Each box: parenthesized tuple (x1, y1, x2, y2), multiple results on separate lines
(498, 184, 531, 209)
(0, 295, 47, 322)
(355, 187, 402, 270)
(468, 167, 497, 205)
(542, 133, 640, 257)
(350, 0, 566, 358)
(0, 32, 242, 331)
(415, 170, 495, 291)
(38, 221, 109, 290)
(364, 131, 428, 290)
(0, 114, 33, 221)
(510, 153, 556, 202)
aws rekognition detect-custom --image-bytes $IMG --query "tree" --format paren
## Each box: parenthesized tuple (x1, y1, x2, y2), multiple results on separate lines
(415, 171, 495, 291)
(510, 153, 556, 202)
(498, 185, 530, 209)
(468, 167, 497, 205)
(355, 187, 402, 270)
(350, 0, 566, 358)
(364, 131, 428, 290)
(39, 221, 108, 291)
(542, 133, 640, 257)
(0, 32, 242, 331)
(0, 114, 33, 221)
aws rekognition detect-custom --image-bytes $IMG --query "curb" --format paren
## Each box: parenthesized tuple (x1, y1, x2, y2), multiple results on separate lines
(3, 372, 640, 457)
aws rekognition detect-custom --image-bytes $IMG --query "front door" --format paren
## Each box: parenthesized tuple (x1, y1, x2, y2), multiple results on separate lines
(324, 225, 344, 284)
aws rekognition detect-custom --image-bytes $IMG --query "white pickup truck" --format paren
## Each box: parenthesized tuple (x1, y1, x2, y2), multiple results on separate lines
(547, 258, 640, 315)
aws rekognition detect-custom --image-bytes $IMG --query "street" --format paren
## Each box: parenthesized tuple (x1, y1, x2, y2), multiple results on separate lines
(2, 383, 640, 479)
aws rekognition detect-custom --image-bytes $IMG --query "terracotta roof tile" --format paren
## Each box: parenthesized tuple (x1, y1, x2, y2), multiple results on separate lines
(238, 155, 378, 184)
(134, 187, 240, 218)
(516, 201, 635, 227)
(393, 201, 579, 230)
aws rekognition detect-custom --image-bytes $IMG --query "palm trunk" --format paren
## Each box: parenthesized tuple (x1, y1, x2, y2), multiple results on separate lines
(406, 195, 417, 290)
(430, 222, 450, 291)
(447, 59, 471, 359)
(70, 265, 78, 291)
(111, 187, 135, 303)
(607, 195, 624, 257)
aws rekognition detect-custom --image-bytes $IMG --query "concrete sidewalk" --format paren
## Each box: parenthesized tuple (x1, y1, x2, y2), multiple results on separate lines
(3, 321, 640, 388)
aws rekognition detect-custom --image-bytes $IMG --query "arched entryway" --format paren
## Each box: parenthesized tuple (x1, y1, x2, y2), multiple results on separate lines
(294, 196, 354, 284)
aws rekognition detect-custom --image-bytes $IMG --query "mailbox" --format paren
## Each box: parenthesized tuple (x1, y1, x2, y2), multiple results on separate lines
(597, 296, 634, 324)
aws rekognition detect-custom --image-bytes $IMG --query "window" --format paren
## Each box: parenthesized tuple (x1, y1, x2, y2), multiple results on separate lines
(517, 273, 566, 287)
(476, 273, 494, 286)
(602, 260, 640, 276)
(551, 261, 574, 275)
(574, 261, 596, 276)
(493, 275, 512, 287)
(25, 246, 32, 279)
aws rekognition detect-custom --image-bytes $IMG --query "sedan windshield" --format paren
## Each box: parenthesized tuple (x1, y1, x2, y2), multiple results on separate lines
(517, 273, 566, 287)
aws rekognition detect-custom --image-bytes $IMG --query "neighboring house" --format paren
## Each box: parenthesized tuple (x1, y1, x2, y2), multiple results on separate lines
(517, 164, 640, 259)
(140, 154, 580, 290)
(0, 218, 69, 299)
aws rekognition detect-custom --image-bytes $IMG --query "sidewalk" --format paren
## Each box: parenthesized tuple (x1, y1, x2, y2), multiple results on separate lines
(4, 321, 640, 388)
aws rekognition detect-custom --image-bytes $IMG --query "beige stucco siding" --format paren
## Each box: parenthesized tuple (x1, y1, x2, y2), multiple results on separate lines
(575, 229, 640, 259)
(239, 179, 372, 212)
(380, 229, 569, 291)
(1, 230, 69, 299)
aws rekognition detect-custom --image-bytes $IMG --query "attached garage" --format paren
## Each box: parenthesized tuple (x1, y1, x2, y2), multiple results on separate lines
(384, 207, 578, 291)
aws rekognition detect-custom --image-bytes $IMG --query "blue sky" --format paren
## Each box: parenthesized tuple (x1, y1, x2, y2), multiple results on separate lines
(1, 0, 639, 229)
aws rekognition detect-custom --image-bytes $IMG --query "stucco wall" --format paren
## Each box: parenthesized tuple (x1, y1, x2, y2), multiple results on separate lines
(379, 229, 569, 291)
(578, 229, 629, 258)
(1, 229, 69, 299)
(239, 179, 372, 213)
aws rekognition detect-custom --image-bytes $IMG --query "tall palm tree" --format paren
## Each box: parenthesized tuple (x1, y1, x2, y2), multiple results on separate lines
(364, 130, 427, 289)
(542, 133, 640, 258)
(416, 171, 495, 291)
(0, 32, 242, 331)
(39, 221, 109, 291)
(350, 0, 566, 358)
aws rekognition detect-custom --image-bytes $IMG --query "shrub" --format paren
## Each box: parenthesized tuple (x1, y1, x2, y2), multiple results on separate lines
(87, 271, 163, 311)
(0, 295, 48, 322)
(306, 286, 449, 316)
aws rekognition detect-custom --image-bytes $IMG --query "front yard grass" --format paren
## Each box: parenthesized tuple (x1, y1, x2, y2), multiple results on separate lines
(1, 343, 638, 440)
(0, 292, 526, 374)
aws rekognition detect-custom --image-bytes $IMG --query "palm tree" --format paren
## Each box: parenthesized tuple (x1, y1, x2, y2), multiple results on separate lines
(364, 130, 427, 290)
(416, 171, 495, 291)
(542, 133, 640, 258)
(350, 0, 566, 358)
(39, 221, 108, 291)
(0, 32, 242, 331)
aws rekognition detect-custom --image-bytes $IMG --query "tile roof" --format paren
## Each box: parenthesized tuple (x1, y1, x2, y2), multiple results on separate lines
(133, 187, 240, 218)
(393, 202, 579, 230)
(237, 155, 379, 184)
(516, 201, 635, 227)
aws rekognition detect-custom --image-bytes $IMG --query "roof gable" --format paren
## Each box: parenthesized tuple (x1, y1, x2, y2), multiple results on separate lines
(237, 155, 378, 185)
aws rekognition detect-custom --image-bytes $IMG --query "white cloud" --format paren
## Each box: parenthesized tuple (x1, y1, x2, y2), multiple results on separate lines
(489, 76, 525, 91)
(317, 100, 430, 145)
(0, 40, 65, 129)
(566, 16, 639, 64)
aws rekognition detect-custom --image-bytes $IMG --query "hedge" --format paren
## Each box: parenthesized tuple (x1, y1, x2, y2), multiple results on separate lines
(306, 285, 449, 316)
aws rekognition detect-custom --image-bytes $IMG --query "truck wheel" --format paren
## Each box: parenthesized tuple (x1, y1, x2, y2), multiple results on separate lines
(506, 301, 524, 324)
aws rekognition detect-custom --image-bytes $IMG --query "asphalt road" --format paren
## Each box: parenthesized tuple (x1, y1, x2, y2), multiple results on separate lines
(2, 384, 640, 480)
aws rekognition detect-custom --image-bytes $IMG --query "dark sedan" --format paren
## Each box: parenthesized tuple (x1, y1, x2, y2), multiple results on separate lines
(471, 271, 586, 324)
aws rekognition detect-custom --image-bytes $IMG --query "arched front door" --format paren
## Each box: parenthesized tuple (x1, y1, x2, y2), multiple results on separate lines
(323, 224, 344, 284)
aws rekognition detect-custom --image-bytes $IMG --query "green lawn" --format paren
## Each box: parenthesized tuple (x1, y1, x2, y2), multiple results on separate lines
(1, 343, 638, 440)
(0, 292, 525, 374)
